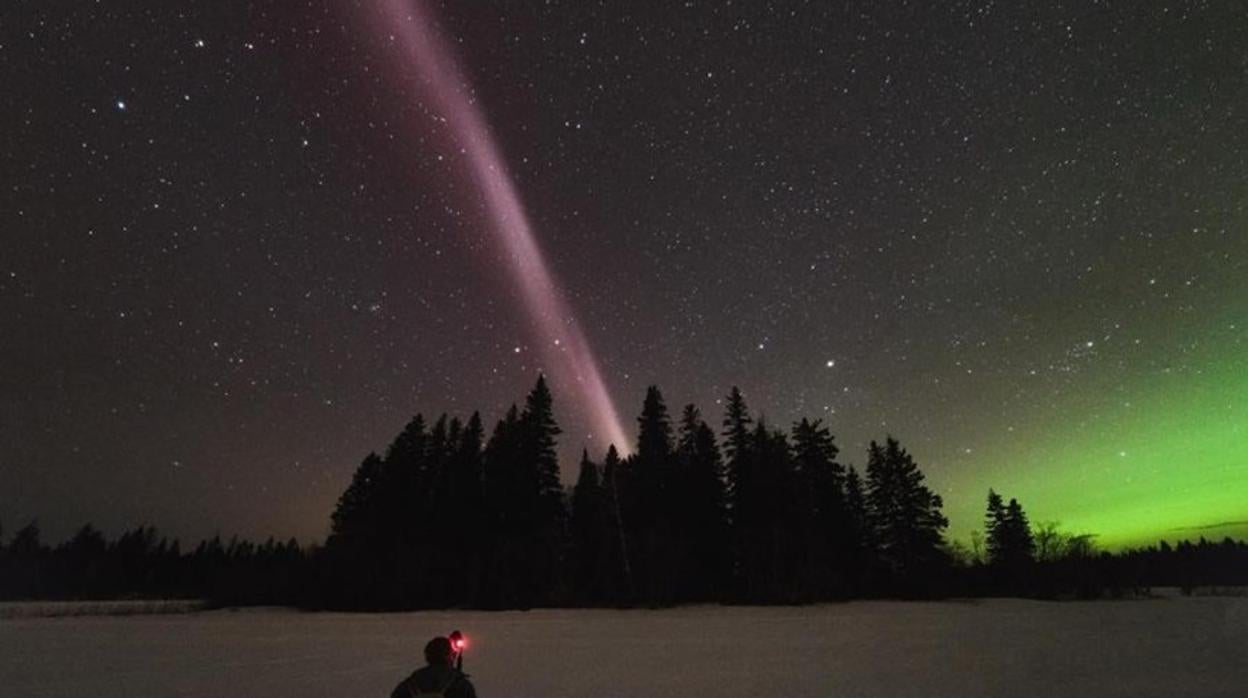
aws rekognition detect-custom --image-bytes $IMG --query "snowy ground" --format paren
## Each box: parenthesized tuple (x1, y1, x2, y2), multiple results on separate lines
(0, 599, 207, 619)
(3, 598, 1245, 697)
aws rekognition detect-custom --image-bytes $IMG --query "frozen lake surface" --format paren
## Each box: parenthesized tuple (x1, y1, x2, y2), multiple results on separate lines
(3, 597, 1245, 697)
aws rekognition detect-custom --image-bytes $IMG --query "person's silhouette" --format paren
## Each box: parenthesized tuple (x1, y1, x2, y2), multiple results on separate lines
(390, 636, 478, 698)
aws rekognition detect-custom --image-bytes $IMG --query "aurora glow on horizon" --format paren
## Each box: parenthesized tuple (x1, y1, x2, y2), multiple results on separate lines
(372, 0, 631, 455)
(941, 313, 1248, 549)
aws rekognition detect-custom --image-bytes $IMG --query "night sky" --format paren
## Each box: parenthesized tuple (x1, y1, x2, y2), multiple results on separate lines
(3, 1, 1246, 549)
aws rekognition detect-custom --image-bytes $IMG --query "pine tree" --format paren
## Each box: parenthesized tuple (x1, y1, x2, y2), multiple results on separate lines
(844, 464, 871, 566)
(600, 444, 633, 603)
(865, 437, 949, 585)
(452, 413, 485, 531)
(570, 450, 606, 603)
(791, 418, 847, 597)
(522, 375, 565, 516)
(481, 404, 523, 607)
(323, 450, 390, 608)
(984, 490, 1035, 568)
(10, 521, 42, 557)
(721, 387, 753, 596)
(637, 386, 675, 464)
(733, 419, 795, 601)
(631, 386, 677, 602)
(329, 452, 383, 545)
(372, 414, 432, 605)
(1003, 498, 1035, 565)
(984, 489, 1007, 565)
(721, 387, 753, 467)
(515, 375, 568, 606)
(435, 412, 484, 606)
(676, 404, 730, 600)
(982, 490, 1036, 593)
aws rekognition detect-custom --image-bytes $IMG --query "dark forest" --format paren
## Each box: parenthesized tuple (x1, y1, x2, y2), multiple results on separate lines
(4, 377, 1246, 608)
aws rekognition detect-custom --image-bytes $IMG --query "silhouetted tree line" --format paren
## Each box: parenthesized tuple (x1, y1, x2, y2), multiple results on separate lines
(308, 379, 954, 608)
(5, 377, 1247, 607)
(0, 520, 307, 605)
(962, 489, 1248, 598)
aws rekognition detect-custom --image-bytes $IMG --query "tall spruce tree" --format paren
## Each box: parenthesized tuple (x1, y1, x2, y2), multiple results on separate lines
(791, 418, 847, 597)
(629, 386, 678, 602)
(637, 386, 675, 464)
(448, 412, 486, 604)
(570, 450, 607, 603)
(1003, 498, 1035, 565)
(843, 464, 872, 590)
(984, 490, 1035, 568)
(516, 375, 568, 606)
(865, 437, 949, 585)
(721, 387, 753, 595)
(480, 384, 568, 609)
(383, 414, 436, 607)
(982, 490, 1036, 592)
(522, 376, 563, 505)
(722, 387, 753, 469)
(733, 419, 796, 601)
(329, 452, 383, 547)
(675, 404, 730, 600)
(600, 444, 633, 603)
(482, 404, 523, 607)
(984, 489, 1007, 565)
(324, 412, 434, 608)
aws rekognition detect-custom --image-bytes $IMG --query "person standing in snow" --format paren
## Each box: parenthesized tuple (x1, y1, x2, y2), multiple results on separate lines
(390, 636, 478, 698)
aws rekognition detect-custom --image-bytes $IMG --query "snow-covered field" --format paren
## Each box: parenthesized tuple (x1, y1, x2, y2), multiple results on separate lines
(0, 599, 207, 619)
(3, 598, 1245, 697)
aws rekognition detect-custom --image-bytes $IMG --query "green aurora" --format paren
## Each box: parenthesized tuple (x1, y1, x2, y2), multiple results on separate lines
(942, 313, 1247, 550)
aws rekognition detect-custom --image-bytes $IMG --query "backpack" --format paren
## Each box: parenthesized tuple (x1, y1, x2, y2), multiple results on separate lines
(408, 672, 459, 698)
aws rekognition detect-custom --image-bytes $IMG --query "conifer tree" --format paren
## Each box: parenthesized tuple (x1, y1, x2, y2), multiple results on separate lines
(675, 404, 730, 600)
(481, 404, 523, 607)
(791, 418, 847, 596)
(437, 412, 484, 605)
(722, 387, 753, 468)
(11, 521, 42, 557)
(637, 386, 675, 464)
(522, 376, 565, 518)
(984, 490, 1035, 568)
(324, 450, 389, 607)
(506, 375, 568, 606)
(329, 452, 383, 545)
(428, 414, 450, 467)
(376, 414, 432, 605)
(570, 450, 606, 603)
(600, 444, 633, 603)
(631, 386, 677, 602)
(865, 437, 949, 584)
(982, 490, 1036, 592)
(1003, 498, 1035, 566)
(984, 489, 1007, 565)
(721, 387, 753, 594)
(843, 464, 871, 586)
(733, 419, 795, 600)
